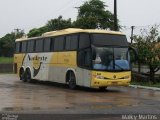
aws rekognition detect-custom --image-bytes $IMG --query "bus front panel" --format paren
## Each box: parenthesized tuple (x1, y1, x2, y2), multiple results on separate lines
(91, 71, 131, 87)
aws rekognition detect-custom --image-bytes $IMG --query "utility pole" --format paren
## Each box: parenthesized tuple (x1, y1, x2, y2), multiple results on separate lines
(130, 26, 140, 73)
(114, 0, 118, 31)
(14, 28, 24, 38)
(14, 28, 21, 34)
(130, 26, 135, 44)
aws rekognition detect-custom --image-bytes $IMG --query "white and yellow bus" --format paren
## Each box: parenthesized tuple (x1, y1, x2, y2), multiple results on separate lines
(14, 28, 133, 89)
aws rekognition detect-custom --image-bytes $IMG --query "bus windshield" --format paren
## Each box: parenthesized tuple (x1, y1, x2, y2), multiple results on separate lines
(92, 34, 128, 47)
(92, 47, 130, 71)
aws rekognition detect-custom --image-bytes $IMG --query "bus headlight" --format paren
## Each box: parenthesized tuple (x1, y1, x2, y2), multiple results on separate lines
(96, 75, 104, 79)
(123, 76, 130, 79)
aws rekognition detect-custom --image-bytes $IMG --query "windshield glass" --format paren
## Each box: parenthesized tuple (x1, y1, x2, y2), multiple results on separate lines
(92, 34, 128, 47)
(92, 46, 130, 71)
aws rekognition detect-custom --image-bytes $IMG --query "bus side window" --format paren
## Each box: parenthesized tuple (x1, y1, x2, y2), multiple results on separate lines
(35, 39, 43, 52)
(21, 41, 27, 53)
(54, 36, 65, 51)
(70, 35, 78, 50)
(44, 38, 51, 52)
(15, 42, 21, 53)
(65, 34, 78, 51)
(65, 36, 71, 50)
(78, 48, 92, 69)
(27, 40, 35, 53)
(78, 33, 91, 68)
(79, 33, 90, 49)
(19, 42, 22, 53)
(50, 38, 55, 51)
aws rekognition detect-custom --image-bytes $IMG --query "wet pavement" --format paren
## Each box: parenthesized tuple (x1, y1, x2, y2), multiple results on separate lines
(0, 74, 160, 114)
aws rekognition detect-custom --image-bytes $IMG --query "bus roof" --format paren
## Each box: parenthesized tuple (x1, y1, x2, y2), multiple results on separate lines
(15, 28, 125, 42)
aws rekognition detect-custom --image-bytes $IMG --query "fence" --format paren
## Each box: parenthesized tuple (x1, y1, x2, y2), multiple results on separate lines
(0, 64, 13, 73)
(132, 64, 160, 81)
(132, 64, 160, 75)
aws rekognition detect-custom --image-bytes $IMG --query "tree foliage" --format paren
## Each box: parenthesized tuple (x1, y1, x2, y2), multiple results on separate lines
(73, 0, 116, 30)
(27, 26, 48, 38)
(27, 16, 72, 38)
(0, 30, 24, 57)
(26, 0, 119, 37)
(133, 25, 160, 82)
(46, 16, 72, 31)
(0, 0, 118, 57)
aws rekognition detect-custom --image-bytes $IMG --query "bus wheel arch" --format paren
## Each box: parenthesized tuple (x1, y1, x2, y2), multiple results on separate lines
(66, 70, 77, 89)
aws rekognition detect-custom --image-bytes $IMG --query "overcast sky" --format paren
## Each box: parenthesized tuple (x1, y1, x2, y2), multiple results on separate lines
(0, 0, 160, 40)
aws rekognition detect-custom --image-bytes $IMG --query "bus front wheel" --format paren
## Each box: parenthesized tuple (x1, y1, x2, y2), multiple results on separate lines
(68, 72, 76, 89)
(99, 87, 107, 91)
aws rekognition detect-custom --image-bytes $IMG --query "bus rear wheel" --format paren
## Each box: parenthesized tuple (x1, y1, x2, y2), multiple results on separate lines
(24, 69, 32, 83)
(68, 72, 76, 89)
(20, 68, 25, 82)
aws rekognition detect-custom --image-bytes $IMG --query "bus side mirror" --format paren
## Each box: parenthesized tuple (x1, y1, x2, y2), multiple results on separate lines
(129, 47, 138, 63)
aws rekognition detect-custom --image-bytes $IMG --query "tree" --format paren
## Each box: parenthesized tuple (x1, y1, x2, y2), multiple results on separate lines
(133, 25, 160, 83)
(27, 26, 48, 38)
(27, 16, 72, 38)
(0, 30, 24, 57)
(46, 16, 72, 31)
(73, 0, 117, 30)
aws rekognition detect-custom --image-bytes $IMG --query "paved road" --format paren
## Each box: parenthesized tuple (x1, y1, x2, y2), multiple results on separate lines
(0, 74, 160, 119)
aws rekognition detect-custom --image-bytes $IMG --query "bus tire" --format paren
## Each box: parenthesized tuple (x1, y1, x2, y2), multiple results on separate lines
(24, 69, 32, 83)
(99, 87, 107, 91)
(68, 72, 76, 89)
(19, 68, 26, 82)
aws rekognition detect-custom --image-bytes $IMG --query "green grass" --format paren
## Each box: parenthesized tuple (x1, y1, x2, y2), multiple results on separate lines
(131, 81, 160, 88)
(0, 57, 13, 64)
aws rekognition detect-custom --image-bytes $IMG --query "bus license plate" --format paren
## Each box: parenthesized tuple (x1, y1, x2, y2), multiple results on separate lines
(112, 82, 118, 85)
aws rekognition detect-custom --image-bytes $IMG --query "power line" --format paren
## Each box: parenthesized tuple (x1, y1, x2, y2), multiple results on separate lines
(122, 23, 160, 30)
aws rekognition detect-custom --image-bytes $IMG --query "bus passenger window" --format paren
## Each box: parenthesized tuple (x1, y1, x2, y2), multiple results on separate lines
(50, 38, 54, 51)
(78, 48, 92, 68)
(65, 34, 78, 50)
(21, 41, 27, 53)
(65, 36, 71, 50)
(35, 39, 43, 52)
(70, 35, 78, 50)
(54, 36, 65, 51)
(79, 34, 90, 49)
(15, 42, 21, 53)
(44, 38, 51, 52)
(27, 40, 35, 53)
